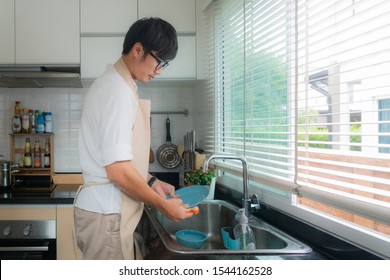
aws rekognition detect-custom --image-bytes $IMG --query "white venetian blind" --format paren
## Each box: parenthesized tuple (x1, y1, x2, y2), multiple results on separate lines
(213, 0, 295, 184)
(295, 0, 390, 227)
(208, 0, 390, 231)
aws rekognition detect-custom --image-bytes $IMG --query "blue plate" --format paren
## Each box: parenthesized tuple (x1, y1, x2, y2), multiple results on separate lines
(176, 229, 207, 249)
(171, 185, 209, 208)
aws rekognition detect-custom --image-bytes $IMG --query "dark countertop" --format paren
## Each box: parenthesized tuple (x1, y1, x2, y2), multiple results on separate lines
(0, 183, 383, 260)
(0, 184, 78, 205)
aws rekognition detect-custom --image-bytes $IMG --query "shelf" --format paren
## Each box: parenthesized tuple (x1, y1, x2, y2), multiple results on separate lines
(13, 173, 51, 177)
(151, 109, 189, 116)
(9, 133, 54, 184)
(9, 133, 53, 137)
(17, 168, 51, 172)
(13, 168, 51, 176)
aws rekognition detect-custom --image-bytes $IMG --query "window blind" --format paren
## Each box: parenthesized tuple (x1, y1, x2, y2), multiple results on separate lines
(207, 0, 390, 240)
(295, 0, 390, 228)
(213, 0, 296, 184)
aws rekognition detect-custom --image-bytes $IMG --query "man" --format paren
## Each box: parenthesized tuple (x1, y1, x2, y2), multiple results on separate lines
(74, 17, 193, 260)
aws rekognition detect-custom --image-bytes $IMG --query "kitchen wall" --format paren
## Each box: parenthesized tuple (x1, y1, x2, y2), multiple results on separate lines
(0, 82, 197, 173)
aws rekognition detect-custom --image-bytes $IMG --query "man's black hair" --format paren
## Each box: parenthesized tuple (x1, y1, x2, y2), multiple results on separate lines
(122, 17, 178, 61)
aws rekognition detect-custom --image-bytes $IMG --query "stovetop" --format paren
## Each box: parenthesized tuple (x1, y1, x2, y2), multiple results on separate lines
(1, 174, 56, 195)
(0, 184, 77, 204)
(12, 184, 56, 193)
(1, 184, 56, 194)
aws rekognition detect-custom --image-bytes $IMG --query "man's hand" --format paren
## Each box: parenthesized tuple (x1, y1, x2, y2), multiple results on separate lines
(151, 179, 177, 198)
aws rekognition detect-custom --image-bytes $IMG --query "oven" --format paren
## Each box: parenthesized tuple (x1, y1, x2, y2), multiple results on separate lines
(0, 220, 56, 260)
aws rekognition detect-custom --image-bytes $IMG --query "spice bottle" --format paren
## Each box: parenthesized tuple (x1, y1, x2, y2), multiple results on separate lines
(44, 138, 50, 168)
(33, 139, 41, 168)
(44, 112, 52, 133)
(21, 108, 30, 133)
(29, 110, 36, 133)
(23, 138, 32, 168)
(36, 113, 45, 133)
(12, 101, 22, 133)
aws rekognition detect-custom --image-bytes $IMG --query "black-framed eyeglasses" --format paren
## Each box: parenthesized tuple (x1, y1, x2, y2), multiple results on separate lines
(149, 52, 169, 70)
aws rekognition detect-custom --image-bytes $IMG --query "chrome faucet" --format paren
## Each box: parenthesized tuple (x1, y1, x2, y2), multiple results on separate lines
(203, 154, 260, 217)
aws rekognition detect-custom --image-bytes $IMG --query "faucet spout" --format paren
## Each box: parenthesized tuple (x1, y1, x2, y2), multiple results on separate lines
(203, 154, 251, 216)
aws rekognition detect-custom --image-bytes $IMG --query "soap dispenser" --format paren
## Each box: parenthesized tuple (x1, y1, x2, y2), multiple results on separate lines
(232, 208, 245, 228)
(233, 211, 256, 250)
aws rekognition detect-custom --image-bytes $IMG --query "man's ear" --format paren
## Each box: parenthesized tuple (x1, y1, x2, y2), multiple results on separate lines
(132, 42, 144, 57)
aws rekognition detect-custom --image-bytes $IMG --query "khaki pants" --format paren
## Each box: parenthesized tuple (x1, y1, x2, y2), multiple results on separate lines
(74, 207, 124, 260)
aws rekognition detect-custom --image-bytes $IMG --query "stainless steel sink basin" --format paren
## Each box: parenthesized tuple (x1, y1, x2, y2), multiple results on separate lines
(145, 200, 311, 255)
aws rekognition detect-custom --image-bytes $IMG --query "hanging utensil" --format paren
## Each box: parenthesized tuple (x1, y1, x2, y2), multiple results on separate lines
(156, 117, 181, 169)
(183, 133, 190, 171)
(188, 130, 196, 170)
(149, 117, 154, 163)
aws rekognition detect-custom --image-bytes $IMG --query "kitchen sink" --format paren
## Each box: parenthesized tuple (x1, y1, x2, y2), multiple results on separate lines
(145, 200, 311, 255)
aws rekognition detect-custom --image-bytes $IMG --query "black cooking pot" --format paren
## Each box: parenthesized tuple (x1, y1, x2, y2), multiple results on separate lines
(0, 156, 19, 187)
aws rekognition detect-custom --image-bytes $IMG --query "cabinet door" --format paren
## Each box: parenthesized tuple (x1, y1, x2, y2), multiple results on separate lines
(81, 37, 123, 79)
(82, 36, 196, 80)
(138, 0, 196, 33)
(0, 0, 15, 64)
(81, 0, 137, 34)
(57, 206, 77, 260)
(157, 36, 196, 80)
(15, 0, 80, 64)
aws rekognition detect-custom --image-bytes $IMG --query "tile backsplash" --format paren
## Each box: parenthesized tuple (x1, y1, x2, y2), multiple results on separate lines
(0, 83, 195, 173)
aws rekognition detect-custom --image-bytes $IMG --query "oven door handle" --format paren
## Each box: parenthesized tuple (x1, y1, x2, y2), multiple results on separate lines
(0, 246, 49, 252)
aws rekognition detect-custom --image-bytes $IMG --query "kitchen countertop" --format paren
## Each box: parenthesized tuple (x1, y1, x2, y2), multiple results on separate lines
(0, 184, 79, 205)
(0, 183, 382, 260)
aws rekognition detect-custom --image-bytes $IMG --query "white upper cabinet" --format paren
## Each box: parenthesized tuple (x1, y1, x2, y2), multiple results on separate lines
(15, 0, 80, 65)
(81, 37, 123, 79)
(138, 0, 196, 33)
(80, 0, 197, 79)
(157, 36, 196, 80)
(0, 0, 14, 64)
(81, 0, 137, 34)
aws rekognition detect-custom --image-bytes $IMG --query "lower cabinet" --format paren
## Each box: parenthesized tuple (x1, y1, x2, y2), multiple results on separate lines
(0, 204, 78, 260)
(56, 205, 77, 260)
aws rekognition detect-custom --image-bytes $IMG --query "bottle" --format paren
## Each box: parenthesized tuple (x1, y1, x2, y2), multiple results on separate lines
(232, 208, 245, 228)
(36, 113, 45, 133)
(34, 110, 40, 132)
(23, 138, 32, 168)
(11, 101, 22, 133)
(21, 108, 30, 133)
(44, 112, 53, 133)
(29, 109, 36, 133)
(33, 138, 41, 168)
(44, 138, 50, 168)
(233, 212, 256, 250)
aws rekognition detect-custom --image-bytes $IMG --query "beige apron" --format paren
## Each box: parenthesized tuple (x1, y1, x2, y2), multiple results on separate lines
(74, 58, 151, 260)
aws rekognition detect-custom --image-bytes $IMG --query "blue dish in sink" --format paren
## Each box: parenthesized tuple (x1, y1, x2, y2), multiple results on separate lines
(175, 229, 207, 249)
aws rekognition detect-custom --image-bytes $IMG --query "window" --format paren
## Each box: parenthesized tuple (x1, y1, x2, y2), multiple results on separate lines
(204, 0, 390, 258)
(213, 0, 293, 182)
(379, 98, 390, 154)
